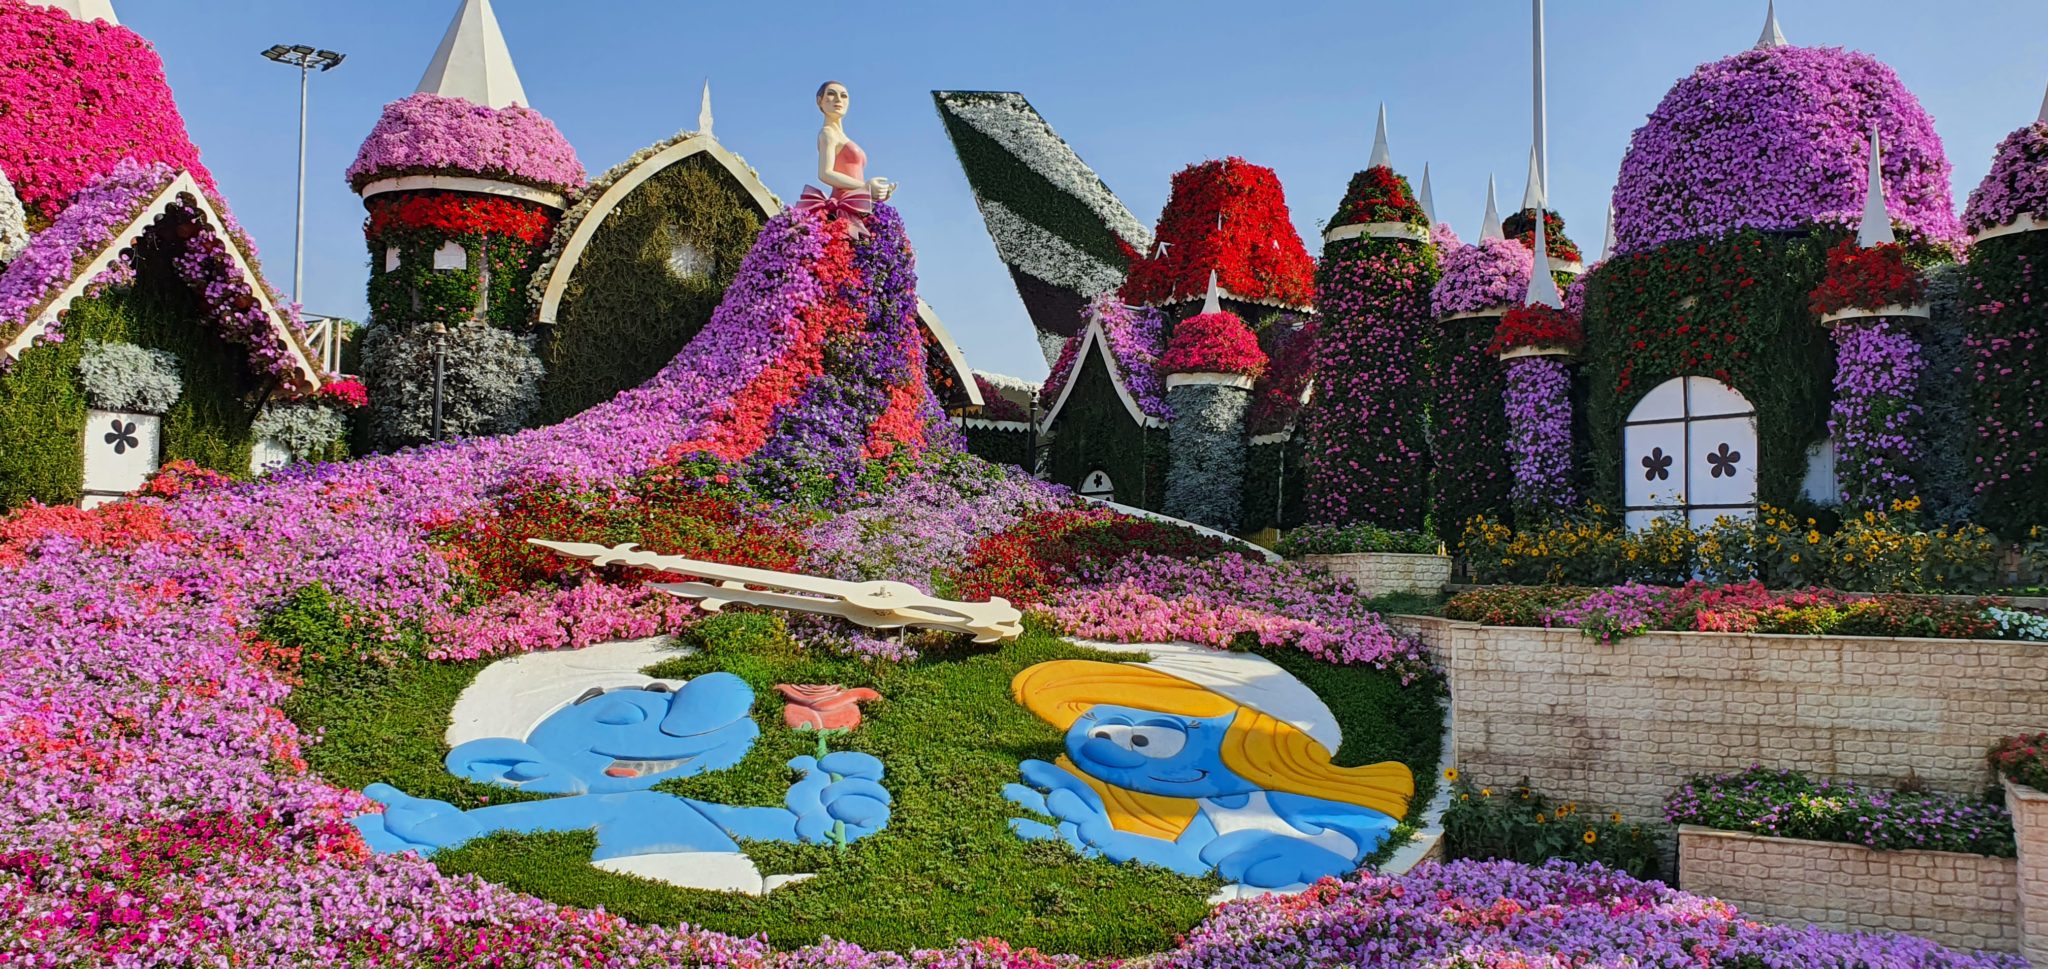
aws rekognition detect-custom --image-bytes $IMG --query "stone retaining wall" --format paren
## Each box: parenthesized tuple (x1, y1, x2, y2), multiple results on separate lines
(2010, 780, 2048, 965)
(1677, 826, 2019, 953)
(1386, 616, 2048, 822)
(1303, 552, 1450, 599)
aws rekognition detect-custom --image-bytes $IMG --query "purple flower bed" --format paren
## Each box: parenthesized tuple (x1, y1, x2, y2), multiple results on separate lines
(1830, 318, 1924, 508)
(1668, 766, 2015, 857)
(805, 460, 1064, 592)
(346, 92, 586, 196)
(1503, 355, 1575, 511)
(1613, 46, 1965, 255)
(1039, 294, 1170, 419)
(0, 159, 175, 344)
(1432, 237, 1531, 318)
(1161, 859, 2024, 968)
(1963, 121, 2048, 234)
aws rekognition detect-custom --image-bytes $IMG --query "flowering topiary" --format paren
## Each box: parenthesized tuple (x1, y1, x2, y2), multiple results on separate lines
(1158, 310, 1267, 378)
(1809, 241, 1925, 316)
(1432, 237, 1532, 318)
(1502, 209, 1581, 264)
(1119, 157, 1315, 309)
(1613, 45, 1964, 255)
(0, 0, 214, 225)
(346, 92, 586, 196)
(1326, 166, 1427, 229)
(1489, 304, 1583, 356)
(315, 377, 368, 409)
(1963, 121, 2048, 235)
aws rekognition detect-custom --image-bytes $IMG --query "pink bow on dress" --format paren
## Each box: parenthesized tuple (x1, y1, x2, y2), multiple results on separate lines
(795, 185, 875, 239)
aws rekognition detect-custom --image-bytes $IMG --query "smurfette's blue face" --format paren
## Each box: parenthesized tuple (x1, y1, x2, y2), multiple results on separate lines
(1064, 704, 1256, 798)
(451, 672, 760, 795)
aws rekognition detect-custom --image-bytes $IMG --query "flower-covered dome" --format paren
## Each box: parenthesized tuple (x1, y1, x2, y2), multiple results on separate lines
(1432, 237, 1533, 319)
(1613, 45, 1963, 255)
(0, 0, 213, 224)
(1120, 157, 1315, 310)
(1159, 309, 1267, 378)
(347, 92, 585, 198)
(1963, 119, 2048, 235)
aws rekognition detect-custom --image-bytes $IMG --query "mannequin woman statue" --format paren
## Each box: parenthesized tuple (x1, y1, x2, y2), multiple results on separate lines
(815, 80, 896, 203)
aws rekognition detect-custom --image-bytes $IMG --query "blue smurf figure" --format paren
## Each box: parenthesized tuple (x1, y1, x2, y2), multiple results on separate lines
(350, 665, 889, 894)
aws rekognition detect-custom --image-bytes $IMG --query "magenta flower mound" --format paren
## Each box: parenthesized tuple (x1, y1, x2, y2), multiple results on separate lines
(346, 92, 586, 195)
(1831, 318, 1923, 508)
(1040, 294, 1170, 419)
(1963, 121, 2048, 235)
(0, 0, 214, 222)
(1432, 238, 1532, 318)
(1158, 310, 1267, 378)
(1503, 355, 1575, 511)
(1613, 45, 1964, 255)
(1158, 859, 2026, 968)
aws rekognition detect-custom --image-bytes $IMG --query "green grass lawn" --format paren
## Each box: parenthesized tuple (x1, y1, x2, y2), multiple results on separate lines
(284, 602, 1443, 957)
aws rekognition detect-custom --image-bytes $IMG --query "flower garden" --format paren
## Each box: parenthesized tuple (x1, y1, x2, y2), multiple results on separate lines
(7, 0, 2048, 965)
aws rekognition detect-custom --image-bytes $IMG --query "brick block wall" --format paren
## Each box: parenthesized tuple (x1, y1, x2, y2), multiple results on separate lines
(1678, 826, 2019, 953)
(2010, 780, 2048, 965)
(1386, 616, 2048, 823)
(1303, 553, 1451, 599)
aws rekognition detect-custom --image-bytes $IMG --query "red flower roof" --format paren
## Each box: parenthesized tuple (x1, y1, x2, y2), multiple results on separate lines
(1159, 310, 1267, 379)
(1120, 157, 1315, 309)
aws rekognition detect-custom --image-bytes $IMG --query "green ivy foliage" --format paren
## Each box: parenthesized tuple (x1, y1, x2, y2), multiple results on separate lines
(1579, 231, 1834, 513)
(1240, 436, 1306, 534)
(535, 155, 764, 425)
(0, 234, 259, 507)
(1429, 313, 1511, 544)
(1963, 230, 2048, 537)
(1045, 356, 1167, 508)
(366, 217, 540, 335)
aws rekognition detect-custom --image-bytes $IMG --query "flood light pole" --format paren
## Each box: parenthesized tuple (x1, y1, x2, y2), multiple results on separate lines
(260, 44, 345, 307)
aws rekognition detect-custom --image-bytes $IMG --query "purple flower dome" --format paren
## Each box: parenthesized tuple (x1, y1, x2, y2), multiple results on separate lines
(1613, 45, 1964, 256)
(346, 92, 585, 197)
(1963, 121, 2048, 235)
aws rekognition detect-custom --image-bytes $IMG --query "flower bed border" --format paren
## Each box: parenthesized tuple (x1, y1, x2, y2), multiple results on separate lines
(1304, 551, 1452, 598)
(1818, 302, 1933, 327)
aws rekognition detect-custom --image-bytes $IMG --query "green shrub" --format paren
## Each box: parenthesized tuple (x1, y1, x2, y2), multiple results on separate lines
(1442, 586, 1592, 626)
(1666, 766, 2014, 857)
(1441, 775, 1662, 879)
(1277, 522, 1438, 557)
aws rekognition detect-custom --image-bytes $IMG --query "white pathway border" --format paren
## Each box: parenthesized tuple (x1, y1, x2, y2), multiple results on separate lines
(446, 636, 691, 748)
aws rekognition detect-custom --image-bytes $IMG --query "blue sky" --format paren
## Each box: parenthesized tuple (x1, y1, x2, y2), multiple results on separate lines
(122, 1, 2048, 381)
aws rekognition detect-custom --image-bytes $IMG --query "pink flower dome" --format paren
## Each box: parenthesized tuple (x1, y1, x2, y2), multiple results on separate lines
(347, 92, 585, 197)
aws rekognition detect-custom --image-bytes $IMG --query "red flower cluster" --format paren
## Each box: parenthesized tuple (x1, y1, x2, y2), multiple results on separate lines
(946, 507, 1233, 606)
(1504, 210, 1582, 264)
(1990, 732, 2048, 791)
(1158, 310, 1268, 378)
(134, 460, 234, 500)
(1119, 157, 1316, 309)
(433, 480, 806, 597)
(1489, 304, 1584, 356)
(365, 192, 557, 246)
(1809, 241, 1925, 316)
(0, 500, 189, 567)
(315, 377, 368, 409)
(1329, 166, 1428, 229)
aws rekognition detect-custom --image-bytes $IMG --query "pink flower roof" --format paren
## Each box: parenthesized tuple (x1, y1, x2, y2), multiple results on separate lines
(0, 0, 214, 223)
(1613, 45, 1964, 255)
(1964, 121, 2048, 235)
(347, 92, 585, 196)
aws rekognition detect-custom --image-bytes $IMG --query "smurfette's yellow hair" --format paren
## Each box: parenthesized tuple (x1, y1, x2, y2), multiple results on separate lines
(1010, 660, 1413, 839)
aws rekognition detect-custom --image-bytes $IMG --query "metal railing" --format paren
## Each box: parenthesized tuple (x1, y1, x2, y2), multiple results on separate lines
(302, 315, 344, 374)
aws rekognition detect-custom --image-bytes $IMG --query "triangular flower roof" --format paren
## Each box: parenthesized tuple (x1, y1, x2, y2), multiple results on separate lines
(0, 162, 323, 392)
(1039, 296, 1170, 429)
(1120, 157, 1315, 311)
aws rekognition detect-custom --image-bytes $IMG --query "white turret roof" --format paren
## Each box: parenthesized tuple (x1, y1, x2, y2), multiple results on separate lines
(1601, 202, 1617, 262)
(1755, 0, 1788, 49)
(2037, 77, 2047, 125)
(1368, 104, 1393, 171)
(29, 0, 117, 23)
(1525, 167, 1564, 308)
(418, 0, 528, 109)
(1519, 145, 1543, 212)
(1200, 269, 1223, 316)
(1418, 162, 1436, 225)
(699, 80, 714, 139)
(1857, 129, 1895, 247)
(1480, 175, 1504, 241)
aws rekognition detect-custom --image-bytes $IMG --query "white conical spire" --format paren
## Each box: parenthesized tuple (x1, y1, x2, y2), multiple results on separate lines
(1525, 169, 1564, 308)
(698, 79, 714, 138)
(418, 0, 529, 109)
(1201, 270, 1223, 316)
(1601, 202, 1618, 262)
(1520, 145, 1544, 213)
(30, 0, 118, 23)
(1755, 0, 1788, 49)
(1419, 163, 1437, 225)
(1368, 104, 1393, 170)
(1857, 129, 1896, 248)
(1480, 176, 1504, 241)
(2037, 78, 2048, 125)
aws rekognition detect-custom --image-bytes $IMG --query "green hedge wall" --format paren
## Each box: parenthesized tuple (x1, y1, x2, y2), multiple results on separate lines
(1579, 230, 1834, 513)
(1046, 355, 1167, 509)
(0, 231, 260, 507)
(535, 154, 764, 425)
(960, 422, 1033, 470)
(1964, 229, 2048, 536)
(1241, 435, 1306, 534)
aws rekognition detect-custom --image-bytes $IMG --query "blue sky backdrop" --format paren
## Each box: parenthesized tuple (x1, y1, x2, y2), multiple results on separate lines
(123, 1, 2048, 381)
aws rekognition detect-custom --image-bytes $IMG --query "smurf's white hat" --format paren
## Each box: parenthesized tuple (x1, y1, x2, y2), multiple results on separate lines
(445, 636, 692, 748)
(1063, 640, 1343, 753)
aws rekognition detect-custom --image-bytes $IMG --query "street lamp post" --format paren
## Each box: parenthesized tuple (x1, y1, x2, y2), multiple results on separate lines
(260, 44, 345, 308)
(430, 322, 448, 442)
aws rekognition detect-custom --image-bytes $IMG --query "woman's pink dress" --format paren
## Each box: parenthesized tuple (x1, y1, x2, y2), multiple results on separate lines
(831, 140, 866, 199)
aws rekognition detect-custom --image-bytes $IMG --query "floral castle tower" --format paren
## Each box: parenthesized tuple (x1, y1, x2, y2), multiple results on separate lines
(1160, 272, 1266, 532)
(1302, 106, 1440, 531)
(349, 0, 585, 447)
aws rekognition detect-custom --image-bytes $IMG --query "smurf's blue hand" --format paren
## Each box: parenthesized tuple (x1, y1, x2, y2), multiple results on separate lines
(786, 752, 890, 843)
(354, 783, 482, 853)
(1211, 836, 1356, 888)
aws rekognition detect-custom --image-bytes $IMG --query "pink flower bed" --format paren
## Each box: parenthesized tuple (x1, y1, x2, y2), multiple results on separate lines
(346, 92, 586, 196)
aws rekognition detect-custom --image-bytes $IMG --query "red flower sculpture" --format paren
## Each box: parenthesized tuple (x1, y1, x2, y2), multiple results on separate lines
(1158, 311, 1269, 378)
(1808, 241, 1925, 317)
(776, 684, 881, 731)
(1119, 157, 1316, 309)
(1489, 304, 1584, 356)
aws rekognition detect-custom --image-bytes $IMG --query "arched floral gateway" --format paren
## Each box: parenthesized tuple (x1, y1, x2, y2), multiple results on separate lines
(1622, 376, 1759, 530)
